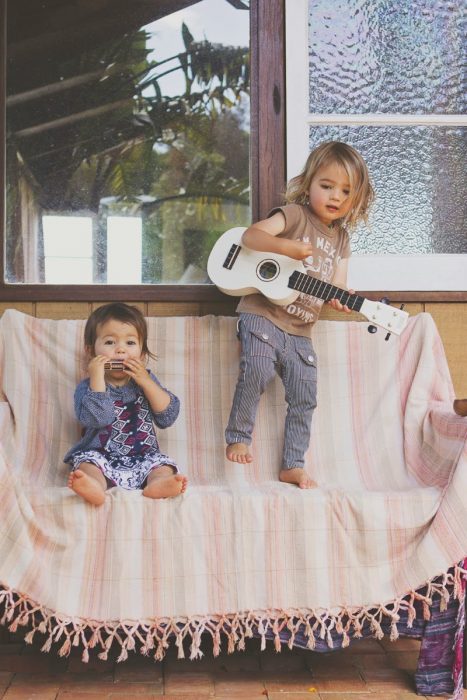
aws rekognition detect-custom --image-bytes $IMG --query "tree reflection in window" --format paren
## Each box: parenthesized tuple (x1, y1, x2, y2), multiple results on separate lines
(6, 0, 251, 284)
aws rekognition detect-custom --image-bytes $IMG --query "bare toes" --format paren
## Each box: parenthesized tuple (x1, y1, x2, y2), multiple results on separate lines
(279, 468, 317, 489)
(226, 444, 252, 464)
(143, 474, 186, 499)
(69, 470, 106, 506)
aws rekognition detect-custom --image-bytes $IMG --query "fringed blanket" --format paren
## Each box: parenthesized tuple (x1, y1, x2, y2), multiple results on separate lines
(0, 309, 466, 668)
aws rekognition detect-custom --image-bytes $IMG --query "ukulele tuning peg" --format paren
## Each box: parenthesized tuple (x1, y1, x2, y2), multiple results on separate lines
(384, 332, 391, 341)
(380, 296, 390, 305)
(367, 325, 377, 334)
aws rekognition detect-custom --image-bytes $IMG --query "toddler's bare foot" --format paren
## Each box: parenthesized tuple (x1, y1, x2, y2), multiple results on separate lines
(143, 474, 188, 499)
(279, 468, 317, 489)
(226, 443, 253, 464)
(68, 470, 106, 506)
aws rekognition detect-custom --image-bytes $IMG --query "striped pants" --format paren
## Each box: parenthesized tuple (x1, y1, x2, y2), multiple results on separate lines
(225, 313, 318, 469)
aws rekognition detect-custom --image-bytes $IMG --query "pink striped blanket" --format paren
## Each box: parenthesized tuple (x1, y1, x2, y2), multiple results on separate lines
(0, 309, 466, 661)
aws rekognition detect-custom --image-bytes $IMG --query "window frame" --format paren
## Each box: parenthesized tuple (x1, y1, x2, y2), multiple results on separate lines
(286, 0, 467, 301)
(0, 0, 286, 301)
(2, 0, 465, 303)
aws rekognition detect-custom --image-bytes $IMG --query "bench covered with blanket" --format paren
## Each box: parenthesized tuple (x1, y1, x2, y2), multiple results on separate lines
(0, 309, 466, 697)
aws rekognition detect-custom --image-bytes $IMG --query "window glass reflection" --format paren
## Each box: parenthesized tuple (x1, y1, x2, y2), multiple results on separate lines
(309, 125, 467, 255)
(6, 0, 250, 284)
(308, 0, 466, 114)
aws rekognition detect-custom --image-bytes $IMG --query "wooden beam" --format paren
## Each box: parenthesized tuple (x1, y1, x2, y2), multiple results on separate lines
(8, 0, 203, 61)
(6, 69, 113, 107)
(14, 99, 133, 138)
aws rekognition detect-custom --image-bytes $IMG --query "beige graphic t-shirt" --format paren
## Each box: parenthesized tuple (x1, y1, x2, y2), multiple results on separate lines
(237, 204, 351, 338)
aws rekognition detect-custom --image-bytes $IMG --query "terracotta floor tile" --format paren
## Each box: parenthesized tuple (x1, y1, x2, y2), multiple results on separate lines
(350, 652, 394, 670)
(308, 665, 363, 680)
(361, 667, 415, 692)
(345, 638, 385, 654)
(0, 646, 25, 657)
(313, 695, 372, 700)
(213, 673, 266, 696)
(9, 674, 68, 685)
(259, 646, 308, 672)
(57, 694, 112, 699)
(262, 671, 316, 693)
(0, 634, 451, 699)
(385, 650, 420, 671)
(316, 694, 419, 700)
(306, 650, 358, 669)
(267, 694, 320, 700)
(58, 680, 162, 694)
(67, 656, 115, 674)
(164, 672, 215, 695)
(160, 697, 218, 700)
(108, 695, 162, 699)
(379, 636, 421, 652)
(2, 686, 59, 699)
(313, 676, 368, 692)
(113, 657, 163, 682)
(165, 652, 260, 675)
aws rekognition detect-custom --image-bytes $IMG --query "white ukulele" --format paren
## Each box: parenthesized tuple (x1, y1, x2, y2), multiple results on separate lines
(207, 227, 409, 336)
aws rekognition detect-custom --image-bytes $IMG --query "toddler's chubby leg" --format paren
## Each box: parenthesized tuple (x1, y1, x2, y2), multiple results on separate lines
(279, 467, 317, 489)
(226, 442, 253, 464)
(68, 463, 107, 506)
(143, 465, 188, 499)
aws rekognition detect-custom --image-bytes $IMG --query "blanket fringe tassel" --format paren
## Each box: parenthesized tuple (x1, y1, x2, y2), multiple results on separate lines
(0, 564, 466, 663)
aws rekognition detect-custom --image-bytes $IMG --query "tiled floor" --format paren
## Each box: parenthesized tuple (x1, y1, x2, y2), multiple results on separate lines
(0, 630, 464, 699)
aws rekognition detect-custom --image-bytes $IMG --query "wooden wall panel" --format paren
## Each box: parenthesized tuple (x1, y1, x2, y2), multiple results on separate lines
(0, 300, 465, 398)
(425, 303, 467, 398)
(36, 302, 92, 319)
(0, 302, 34, 316)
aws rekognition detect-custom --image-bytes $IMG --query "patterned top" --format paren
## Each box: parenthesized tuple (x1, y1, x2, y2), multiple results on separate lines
(63, 371, 179, 463)
(237, 204, 351, 338)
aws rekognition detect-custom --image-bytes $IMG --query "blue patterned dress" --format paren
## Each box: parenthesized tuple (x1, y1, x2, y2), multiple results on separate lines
(64, 372, 180, 489)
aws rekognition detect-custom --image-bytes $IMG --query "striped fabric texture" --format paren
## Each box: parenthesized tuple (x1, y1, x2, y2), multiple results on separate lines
(0, 309, 466, 661)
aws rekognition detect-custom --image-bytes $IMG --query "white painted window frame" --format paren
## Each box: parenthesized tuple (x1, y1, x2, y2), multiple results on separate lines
(285, 0, 467, 291)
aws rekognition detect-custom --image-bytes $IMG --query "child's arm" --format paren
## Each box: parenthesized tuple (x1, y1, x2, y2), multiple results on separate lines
(242, 212, 314, 261)
(122, 361, 180, 427)
(328, 257, 352, 313)
(75, 380, 116, 427)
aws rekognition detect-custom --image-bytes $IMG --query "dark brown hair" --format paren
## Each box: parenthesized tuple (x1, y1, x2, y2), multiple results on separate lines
(84, 303, 155, 359)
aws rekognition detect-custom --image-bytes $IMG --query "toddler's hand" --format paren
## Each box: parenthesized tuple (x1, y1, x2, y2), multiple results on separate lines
(122, 358, 150, 388)
(285, 240, 314, 261)
(88, 355, 107, 379)
(328, 289, 355, 313)
(88, 355, 107, 391)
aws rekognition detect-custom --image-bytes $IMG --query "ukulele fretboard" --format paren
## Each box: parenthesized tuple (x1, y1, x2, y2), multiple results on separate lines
(288, 270, 364, 312)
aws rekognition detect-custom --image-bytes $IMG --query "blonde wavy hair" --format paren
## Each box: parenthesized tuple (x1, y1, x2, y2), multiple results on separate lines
(284, 141, 374, 229)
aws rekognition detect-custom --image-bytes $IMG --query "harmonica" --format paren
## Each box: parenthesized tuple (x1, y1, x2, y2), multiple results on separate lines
(104, 361, 126, 370)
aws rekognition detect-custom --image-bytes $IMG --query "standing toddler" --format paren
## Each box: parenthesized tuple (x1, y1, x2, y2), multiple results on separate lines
(225, 141, 374, 487)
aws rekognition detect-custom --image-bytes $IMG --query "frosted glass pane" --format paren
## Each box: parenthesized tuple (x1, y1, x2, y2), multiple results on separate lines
(308, 0, 466, 114)
(308, 126, 467, 254)
(44, 258, 93, 284)
(43, 216, 93, 257)
(107, 217, 142, 285)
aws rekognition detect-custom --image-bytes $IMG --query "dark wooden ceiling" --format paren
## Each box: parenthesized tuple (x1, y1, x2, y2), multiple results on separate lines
(5, 0, 250, 205)
(7, 0, 202, 91)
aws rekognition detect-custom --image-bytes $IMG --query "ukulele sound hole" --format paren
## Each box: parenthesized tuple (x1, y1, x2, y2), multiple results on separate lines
(257, 260, 279, 282)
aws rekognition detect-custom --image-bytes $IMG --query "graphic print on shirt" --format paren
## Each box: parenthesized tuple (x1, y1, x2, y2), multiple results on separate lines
(98, 395, 159, 456)
(284, 234, 343, 323)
